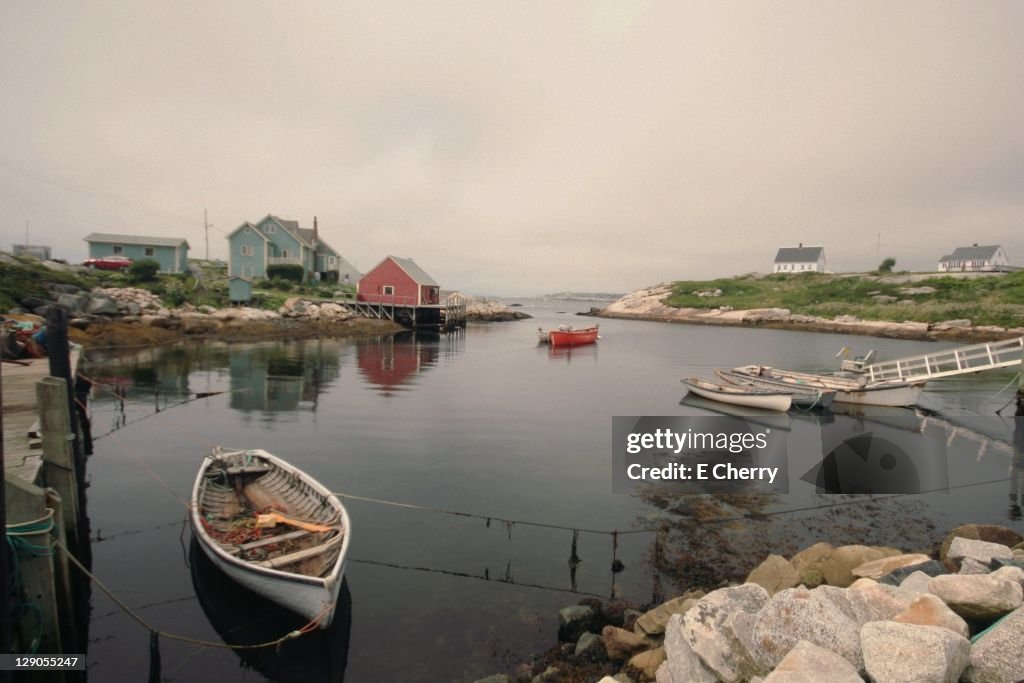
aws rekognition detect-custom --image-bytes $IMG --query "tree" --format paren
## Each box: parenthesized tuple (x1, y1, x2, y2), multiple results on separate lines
(878, 257, 896, 273)
(128, 258, 161, 282)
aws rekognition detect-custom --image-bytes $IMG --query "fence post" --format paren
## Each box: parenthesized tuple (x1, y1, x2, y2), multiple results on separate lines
(37, 378, 80, 547)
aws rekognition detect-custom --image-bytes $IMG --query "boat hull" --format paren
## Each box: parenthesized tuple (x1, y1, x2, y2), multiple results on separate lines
(546, 327, 599, 347)
(190, 449, 350, 628)
(732, 366, 924, 408)
(715, 369, 836, 409)
(681, 378, 792, 412)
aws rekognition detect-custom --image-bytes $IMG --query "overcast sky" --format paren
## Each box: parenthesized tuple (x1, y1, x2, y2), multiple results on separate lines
(2, 2, 1023, 295)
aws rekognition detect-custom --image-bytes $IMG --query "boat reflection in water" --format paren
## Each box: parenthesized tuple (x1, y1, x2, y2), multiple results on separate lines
(190, 538, 351, 682)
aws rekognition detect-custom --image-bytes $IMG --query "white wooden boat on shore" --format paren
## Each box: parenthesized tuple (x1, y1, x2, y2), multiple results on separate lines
(731, 365, 924, 408)
(190, 448, 350, 628)
(680, 377, 792, 412)
(715, 369, 836, 410)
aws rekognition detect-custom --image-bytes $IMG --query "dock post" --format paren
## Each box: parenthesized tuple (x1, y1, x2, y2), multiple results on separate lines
(1017, 354, 1023, 416)
(37, 377, 80, 548)
(3, 475, 63, 661)
(43, 489, 78, 653)
(45, 308, 84, 502)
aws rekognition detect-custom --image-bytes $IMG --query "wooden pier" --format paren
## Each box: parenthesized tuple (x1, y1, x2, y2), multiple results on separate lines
(3, 351, 80, 485)
(340, 293, 467, 331)
(2, 328, 88, 660)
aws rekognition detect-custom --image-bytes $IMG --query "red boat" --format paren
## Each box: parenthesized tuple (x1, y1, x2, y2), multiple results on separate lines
(541, 324, 599, 347)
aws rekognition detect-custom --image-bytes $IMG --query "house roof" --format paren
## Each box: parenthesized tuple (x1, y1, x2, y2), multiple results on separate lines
(941, 245, 1002, 262)
(774, 246, 824, 263)
(84, 233, 189, 248)
(386, 256, 439, 286)
(226, 222, 270, 241)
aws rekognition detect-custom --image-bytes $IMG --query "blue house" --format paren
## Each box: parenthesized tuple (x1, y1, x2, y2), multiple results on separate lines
(227, 214, 359, 282)
(83, 233, 190, 273)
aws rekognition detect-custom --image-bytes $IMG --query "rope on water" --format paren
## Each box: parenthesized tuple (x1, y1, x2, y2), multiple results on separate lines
(53, 539, 323, 650)
(334, 475, 1019, 537)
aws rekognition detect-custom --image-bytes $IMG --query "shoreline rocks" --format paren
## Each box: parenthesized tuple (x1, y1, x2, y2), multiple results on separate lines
(597, 285, 1024, 343)
(475, 522, 1024, 683)
(7, 282, 536, 350)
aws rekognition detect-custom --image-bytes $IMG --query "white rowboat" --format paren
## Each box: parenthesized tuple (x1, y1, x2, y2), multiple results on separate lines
(731, 365, 924, 407)
(715, 368, 836, 410)
(190, 448, 350, 628)
(680, 377, 792, 412)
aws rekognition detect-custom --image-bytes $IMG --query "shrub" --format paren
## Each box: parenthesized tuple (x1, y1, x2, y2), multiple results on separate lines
(129, 258, 161, 282)
(267, 264, 304, 283)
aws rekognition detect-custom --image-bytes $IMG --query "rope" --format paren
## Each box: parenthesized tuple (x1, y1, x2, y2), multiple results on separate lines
(53, 539, 323, 649)
(335, 475, 1019, 537)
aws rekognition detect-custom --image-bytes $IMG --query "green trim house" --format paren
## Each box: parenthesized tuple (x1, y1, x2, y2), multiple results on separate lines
(227, 214, 360, 282)
(83, 233, 190, 273)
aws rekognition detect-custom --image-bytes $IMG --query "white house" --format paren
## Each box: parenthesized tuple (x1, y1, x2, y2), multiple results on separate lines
(937, 244, 1010, 272)
(773, 244, 826, 273)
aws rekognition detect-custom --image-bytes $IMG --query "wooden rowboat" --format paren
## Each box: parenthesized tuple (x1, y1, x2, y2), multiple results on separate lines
(542, 324, 600, 347)
(190, 448, 350, 628)
(680, 377, 792, 412)
(731, 365, 924, 408)
(714, 368, 836, 409)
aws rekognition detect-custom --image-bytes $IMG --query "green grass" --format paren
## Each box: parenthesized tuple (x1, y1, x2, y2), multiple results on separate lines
(664, 271, 1024, 328)
(0, 256, 345, 314)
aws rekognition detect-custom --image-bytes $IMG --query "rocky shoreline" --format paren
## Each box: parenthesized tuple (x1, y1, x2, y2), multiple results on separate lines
(5, 285, 530, 350)
(476, 523, 1024, 683)
(597, 285, 1024, 343)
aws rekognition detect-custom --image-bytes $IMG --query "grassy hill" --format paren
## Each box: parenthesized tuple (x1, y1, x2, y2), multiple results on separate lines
(663, 271, 1024, 328)
(0, 255, 354, 313)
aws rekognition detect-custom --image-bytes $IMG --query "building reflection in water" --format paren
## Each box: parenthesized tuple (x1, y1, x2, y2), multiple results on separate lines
(229, 339, 344, 418)
(355, 333, 443, 396)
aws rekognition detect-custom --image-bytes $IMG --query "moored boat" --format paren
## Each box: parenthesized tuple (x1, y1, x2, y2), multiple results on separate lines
(715, 368, 836, 409)
(731, 365, 924, 407)
(542, 324, 599, 347)
(190, 448, 350, 628)
(680, 377, 792, 412)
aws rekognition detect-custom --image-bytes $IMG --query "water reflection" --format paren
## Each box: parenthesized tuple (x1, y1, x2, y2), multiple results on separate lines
(356, 334, 440, 395)
(189, 539, 351, 682)
(229, 340, 344, 416)
(546, 343, 598, 364)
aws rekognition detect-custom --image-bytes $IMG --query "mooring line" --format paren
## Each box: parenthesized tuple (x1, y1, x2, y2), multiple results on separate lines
(54, 539, 323, 650)
(348, 558, 604, 598)
(334, 476, 1017, 538)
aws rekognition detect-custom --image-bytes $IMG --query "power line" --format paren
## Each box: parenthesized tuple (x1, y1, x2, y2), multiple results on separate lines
(0, 154, 203, 230)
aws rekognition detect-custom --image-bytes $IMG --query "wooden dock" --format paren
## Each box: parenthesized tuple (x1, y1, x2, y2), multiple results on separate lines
(340, 293, 468, 331)
(3, 348, 81, 485)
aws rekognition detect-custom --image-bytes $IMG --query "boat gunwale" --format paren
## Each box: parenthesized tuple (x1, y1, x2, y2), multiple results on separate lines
(190, 448, 350, 590)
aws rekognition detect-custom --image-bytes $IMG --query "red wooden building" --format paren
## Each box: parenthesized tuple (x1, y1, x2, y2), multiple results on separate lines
(357, 256, 440, 305)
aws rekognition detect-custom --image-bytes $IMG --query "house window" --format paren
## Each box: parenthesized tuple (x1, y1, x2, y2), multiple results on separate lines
(113, 245, 123, 254)
(264, 223, 277, 234)
(328, 256, 337, 267)
(241, 245, 254, 257)
(383, 285, 395, 295)
(144, 247, 155, 257)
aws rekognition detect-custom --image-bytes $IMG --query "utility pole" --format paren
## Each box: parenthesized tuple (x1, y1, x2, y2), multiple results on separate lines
(204, 209, 209, 261)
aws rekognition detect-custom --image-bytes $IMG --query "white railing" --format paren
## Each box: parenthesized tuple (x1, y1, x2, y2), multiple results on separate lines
(268, 256, 303, 266)
(864, 336, 1024, 383)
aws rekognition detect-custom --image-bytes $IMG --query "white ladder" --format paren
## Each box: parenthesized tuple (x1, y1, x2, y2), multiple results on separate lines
(862, 336, 1024, 383)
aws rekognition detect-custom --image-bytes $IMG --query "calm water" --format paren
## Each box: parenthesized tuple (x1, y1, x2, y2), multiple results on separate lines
(79, 299, 1024, 682)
